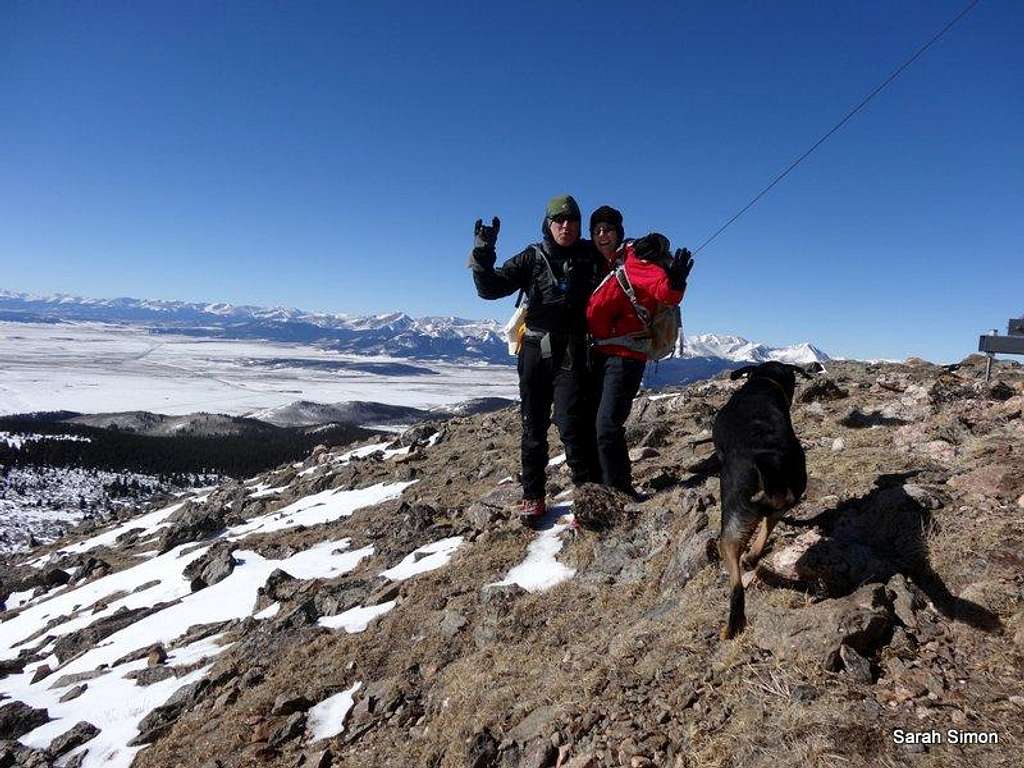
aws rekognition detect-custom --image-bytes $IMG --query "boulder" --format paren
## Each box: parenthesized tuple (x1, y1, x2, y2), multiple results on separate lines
(0, 701, 50, 740)
(798, 378, 849, 403)
(129, 679, 209, 745)
(755, 584, 896, 666)
(466, 484, 519, 531)
(659, 503, 715, 593)
(48, 721, 99, 757)
(271, 693, 312, 717)
(397, 423, 438, 448)
(183, 543, 238, 591)
(158, 504, 225, 553)
(258, 569, 302, 606)
(58, 685, 88, 703)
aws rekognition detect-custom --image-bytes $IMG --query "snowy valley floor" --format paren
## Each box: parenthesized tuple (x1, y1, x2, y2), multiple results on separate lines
(0, 321, 518, 416)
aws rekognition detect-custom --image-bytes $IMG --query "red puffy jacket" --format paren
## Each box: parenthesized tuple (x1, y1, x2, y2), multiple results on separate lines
(586, 241, 684, 361)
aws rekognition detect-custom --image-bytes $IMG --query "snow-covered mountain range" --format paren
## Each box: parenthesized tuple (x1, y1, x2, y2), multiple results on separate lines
(0, 290, 505, 362)
(0, 290, 829, 370)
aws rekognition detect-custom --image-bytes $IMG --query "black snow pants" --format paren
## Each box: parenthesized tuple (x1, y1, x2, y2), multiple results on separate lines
(517, 333, 593, 499)
(591, 352, 646, 492)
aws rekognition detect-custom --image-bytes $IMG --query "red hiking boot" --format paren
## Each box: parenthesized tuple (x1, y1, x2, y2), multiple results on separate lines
(518, 497, 546, 527)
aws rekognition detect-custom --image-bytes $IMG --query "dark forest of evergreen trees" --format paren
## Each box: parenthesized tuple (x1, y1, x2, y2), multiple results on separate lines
(0, 417, 375, 478)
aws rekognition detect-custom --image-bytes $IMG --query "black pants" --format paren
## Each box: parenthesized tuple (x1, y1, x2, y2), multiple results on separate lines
(518, 335, 593, 499)
(591, 352, 646, 492)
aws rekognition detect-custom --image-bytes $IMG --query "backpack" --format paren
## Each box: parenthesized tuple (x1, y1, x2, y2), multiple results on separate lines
(595, 266, 682, 360)
(503, 245, 559, 356)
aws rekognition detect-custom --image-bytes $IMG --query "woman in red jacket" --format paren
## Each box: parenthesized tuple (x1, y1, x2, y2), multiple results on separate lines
(586, 228, 693, 498)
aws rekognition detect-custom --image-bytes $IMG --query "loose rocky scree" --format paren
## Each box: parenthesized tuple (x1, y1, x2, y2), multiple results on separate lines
(1, 356, 1023, 767)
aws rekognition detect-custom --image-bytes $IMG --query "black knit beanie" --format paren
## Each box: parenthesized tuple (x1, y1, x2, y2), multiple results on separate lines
(589, 205, 624, 242)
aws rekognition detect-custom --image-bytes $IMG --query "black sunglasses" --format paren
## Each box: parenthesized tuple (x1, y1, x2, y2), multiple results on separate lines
(550, 214, 578, 224)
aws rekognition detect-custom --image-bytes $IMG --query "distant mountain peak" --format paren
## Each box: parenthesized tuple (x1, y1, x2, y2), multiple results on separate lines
(0, 289, 829, 371)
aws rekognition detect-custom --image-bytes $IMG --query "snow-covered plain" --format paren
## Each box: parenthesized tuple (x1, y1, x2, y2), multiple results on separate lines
(0, 321, 519, 416)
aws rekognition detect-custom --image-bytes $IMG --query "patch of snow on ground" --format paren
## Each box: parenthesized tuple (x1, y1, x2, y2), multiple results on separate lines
(0, 431, 92, 449)
(490, 502, 575, 592)
(247, 483, 289, 499)
(253, 602, 281, 620)
(30, 501, 186, 564)
(317, 601, 396, 633)
(12, 645, 218, 768)
(307, 681, 362, 742)
(227, 481, 417, 538)
(363, 424, 407, 434)
(380, 536, 464, 581)
(547, 452, 566, 467)
(3, 539, 378, 766)
(338, 442, 393, 461)
(3, 588, 38, 610)
(1, 543, 211, 652)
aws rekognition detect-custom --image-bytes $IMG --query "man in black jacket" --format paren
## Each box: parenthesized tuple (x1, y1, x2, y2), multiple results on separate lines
(469, 195, 604, 523)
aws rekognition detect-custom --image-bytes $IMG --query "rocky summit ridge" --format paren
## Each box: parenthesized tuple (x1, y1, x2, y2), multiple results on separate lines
(1, 355, 1023, 768)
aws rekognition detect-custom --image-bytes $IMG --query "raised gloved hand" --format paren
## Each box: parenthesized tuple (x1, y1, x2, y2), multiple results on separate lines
(468, 216, 500, 271)
(668, 247, 694, 291)
(474, 217, 500, 249)
(632, 232, 671, 264)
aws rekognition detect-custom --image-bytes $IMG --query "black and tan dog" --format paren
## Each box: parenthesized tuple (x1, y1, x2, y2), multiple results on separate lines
(713, 361, 809, 639)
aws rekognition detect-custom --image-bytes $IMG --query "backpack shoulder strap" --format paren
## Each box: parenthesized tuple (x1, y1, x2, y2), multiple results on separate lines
(615, 266, 651, 326)
(530, 243, 558, 285)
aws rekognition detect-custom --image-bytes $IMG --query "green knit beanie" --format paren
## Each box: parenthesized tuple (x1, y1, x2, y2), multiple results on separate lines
(545, 194, 581, 221)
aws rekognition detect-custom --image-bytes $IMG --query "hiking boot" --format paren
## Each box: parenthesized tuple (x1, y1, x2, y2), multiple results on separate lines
(518, 497, 546, 526)
(618, 486, 648, 503)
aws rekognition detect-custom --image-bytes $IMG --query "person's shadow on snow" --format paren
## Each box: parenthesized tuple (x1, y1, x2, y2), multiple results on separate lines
(524, 501, 573, 532)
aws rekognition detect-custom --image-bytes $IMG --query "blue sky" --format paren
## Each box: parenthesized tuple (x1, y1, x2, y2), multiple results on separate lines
(1, 0, 1020, 362)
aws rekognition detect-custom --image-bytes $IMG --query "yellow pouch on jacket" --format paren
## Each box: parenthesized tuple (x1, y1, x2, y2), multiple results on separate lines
(503, 303, 528, 356)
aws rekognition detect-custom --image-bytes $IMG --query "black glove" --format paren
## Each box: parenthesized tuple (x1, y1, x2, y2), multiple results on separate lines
(468, 216, 500, 271)
(668, 248, 694, 292)
(633, 232, 670, 264)
(474, 216, 500, 249)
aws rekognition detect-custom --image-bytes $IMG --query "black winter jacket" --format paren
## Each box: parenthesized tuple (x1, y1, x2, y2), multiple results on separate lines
(471, 234, 604, 338)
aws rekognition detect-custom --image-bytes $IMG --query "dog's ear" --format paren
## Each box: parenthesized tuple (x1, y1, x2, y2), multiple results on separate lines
(730, 365, 757, 380)
(803, 361, 826, 376)
(783, 363, 814, 379)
